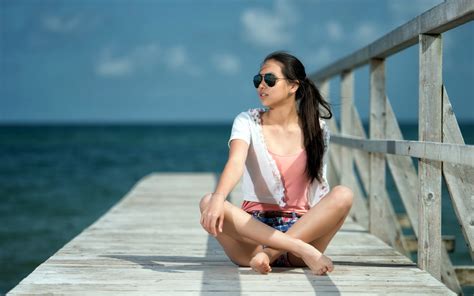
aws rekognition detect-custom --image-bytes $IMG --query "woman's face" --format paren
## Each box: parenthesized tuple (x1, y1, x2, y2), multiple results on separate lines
(256, 59, 297, 108)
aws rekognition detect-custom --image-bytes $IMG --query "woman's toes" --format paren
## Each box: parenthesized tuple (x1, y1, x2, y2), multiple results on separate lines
(250, 252, 272, 274)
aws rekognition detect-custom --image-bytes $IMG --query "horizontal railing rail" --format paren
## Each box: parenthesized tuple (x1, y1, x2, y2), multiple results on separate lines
(330, 135, 474, 166)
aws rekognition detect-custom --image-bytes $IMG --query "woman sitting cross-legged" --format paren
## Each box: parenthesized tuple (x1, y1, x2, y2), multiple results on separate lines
(199, 51, 353, 275)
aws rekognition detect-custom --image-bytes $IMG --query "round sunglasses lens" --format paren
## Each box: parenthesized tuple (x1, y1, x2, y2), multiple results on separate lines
(253, 75, 262, 88)
(264, 74, 277, 87)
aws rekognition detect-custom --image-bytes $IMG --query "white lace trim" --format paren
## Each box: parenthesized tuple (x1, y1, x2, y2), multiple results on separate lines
(318, 119, 330, 200)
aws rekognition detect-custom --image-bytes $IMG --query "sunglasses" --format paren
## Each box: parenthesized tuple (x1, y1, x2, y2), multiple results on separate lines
(253, 73, 287, 88)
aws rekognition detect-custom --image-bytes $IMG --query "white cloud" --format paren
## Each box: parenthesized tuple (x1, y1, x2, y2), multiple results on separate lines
(97, 57, 133, 77)
(42, 15, 81, 33)
(96, 44, 160, 77)
(164, 46, 201, 76)
(133, 44, 161, 64)
(96, 49, 134, 77)
(241, 0, 298, 47)
(326, 21, 343, 42)
(165, 46, 187, 69)
(96, 43, 201, 78)
(212, 53, 241, 75)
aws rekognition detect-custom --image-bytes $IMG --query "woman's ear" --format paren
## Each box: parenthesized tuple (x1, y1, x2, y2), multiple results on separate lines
(289, 81, 300, 95)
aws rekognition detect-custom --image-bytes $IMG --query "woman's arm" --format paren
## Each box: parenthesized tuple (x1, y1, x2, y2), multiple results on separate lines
(214, 138, 249, 197)
(200, 138, 249, 236)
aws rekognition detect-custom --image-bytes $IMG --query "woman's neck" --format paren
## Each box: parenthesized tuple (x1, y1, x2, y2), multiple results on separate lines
(264, 103, 299, 129)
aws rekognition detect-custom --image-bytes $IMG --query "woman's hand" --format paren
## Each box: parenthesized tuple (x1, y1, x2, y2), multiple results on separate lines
(200, 193, 225, 237)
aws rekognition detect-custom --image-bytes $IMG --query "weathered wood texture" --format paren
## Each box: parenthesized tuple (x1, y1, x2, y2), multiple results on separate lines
(309, 0, 473, 292)
(455, 266, 474, 286)
(317, 78, 370, 230)
(418, 33, 443, 280)
(329, 135, 474, 166)
(385, 99, 419, 236)
(340, 70, 354, 190)
(369, 58, 387, 244)
(351, 106, 409, 256)
(7, 173, 455, 295)
(404, 235, 455, 253)
(442, 87, 474, 257)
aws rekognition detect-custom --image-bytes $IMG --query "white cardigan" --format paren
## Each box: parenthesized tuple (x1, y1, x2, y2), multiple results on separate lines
(228, 108, 330, 208)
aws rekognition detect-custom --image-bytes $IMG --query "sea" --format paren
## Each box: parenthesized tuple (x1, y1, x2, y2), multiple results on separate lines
(1, 122, 473, 294)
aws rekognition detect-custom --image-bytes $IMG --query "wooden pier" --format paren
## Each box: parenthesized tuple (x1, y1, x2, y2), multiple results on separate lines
(7, 173, 455, 295)
(7, 0, 473, 294)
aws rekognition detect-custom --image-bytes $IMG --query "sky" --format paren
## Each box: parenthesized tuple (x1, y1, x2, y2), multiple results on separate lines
(1, 0, 473, 123)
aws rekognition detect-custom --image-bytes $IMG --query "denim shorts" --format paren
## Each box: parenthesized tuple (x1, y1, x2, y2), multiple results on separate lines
(249, 211, 302, 267)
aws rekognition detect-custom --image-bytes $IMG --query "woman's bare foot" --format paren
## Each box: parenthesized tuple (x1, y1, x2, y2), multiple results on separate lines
(249, 251, 272, 274)
(296, 240, 334, 275)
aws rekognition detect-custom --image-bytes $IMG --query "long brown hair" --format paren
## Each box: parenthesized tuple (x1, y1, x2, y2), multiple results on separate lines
(263, 51, 332, 183)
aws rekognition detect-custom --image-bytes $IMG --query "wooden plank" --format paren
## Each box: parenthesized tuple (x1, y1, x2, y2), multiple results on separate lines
(440, 245, 462, 294)
(332, 103, 406, 241)
(418, 33, 443, 280)
(338, 70, 372, 231)
(310, 0, 474, 81)
(330, 103, 406, 256)
(369, 58, 388, 242)
(455, 266, 474, 286)
(404, 235, 455, 253)
(321, 87, 369, 229)
(315, 80, 341, 187)
(383, 97, 464, 292)
(329, 134, 474, 166)
(339, 73, 372, 231)
(442, 86, 474, 257)
(397, 214, 412, 228)
(7, 173, 455, 295)
(351, 105, 370, 194)
(386, 98, 420, 236)
(8, 284, 455, 295)
(340, 69, 354, 189)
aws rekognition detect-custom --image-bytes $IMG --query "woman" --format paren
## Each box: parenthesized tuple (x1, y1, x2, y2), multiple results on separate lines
(199, 51, 353, 275)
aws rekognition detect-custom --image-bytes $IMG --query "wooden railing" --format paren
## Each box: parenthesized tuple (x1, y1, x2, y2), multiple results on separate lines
(310, 0, 473, 293)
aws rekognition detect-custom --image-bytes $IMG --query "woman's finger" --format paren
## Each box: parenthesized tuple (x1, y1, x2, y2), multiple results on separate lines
(207, 214, 217, 236)
(201, 213, 209, 233)
(211, 216, 219, 236)
(202, 215, 209, 233)
(218, 214, 224, 233)
(205, 216, 212, 235)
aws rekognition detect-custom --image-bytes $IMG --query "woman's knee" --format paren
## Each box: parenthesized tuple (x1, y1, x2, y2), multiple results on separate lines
(199, 193, 213, 213)
(331, 185, 353, 211)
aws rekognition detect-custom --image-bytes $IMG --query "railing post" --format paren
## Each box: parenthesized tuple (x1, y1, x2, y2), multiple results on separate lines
(340, 70, 354, 188)
(418, 33, 443, 280)
(369, 58, 387, 239)
(317, 79, 340, 186)
(317, 79, 329, 99)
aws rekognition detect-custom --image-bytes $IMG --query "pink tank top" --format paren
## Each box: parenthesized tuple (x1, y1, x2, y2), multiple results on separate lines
(241, 149, 310, 214)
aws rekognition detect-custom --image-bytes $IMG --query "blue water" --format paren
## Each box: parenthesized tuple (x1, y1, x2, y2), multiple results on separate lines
(0, 123, 473, 294)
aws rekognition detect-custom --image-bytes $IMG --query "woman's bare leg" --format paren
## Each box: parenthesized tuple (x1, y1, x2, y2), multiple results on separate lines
(200, 194, 264, 270)
(199, 194, 333, 274)
(249, 185, 353, 272)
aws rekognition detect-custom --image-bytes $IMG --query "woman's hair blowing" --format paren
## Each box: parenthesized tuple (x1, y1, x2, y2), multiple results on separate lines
(263, 51, 332, 183)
